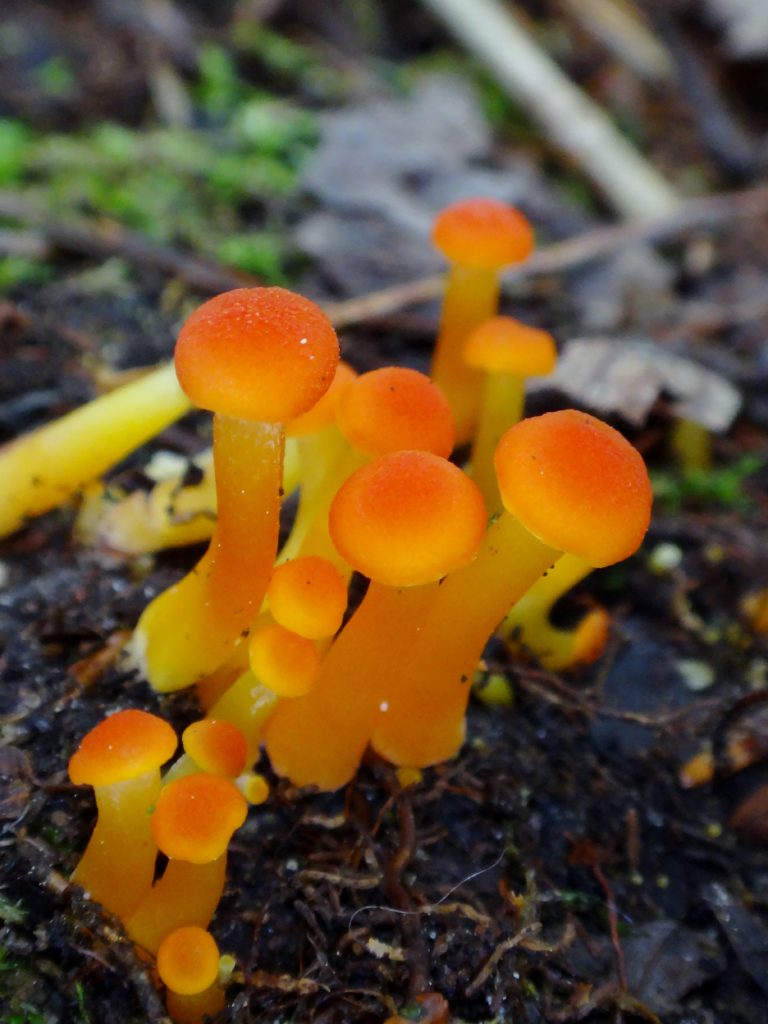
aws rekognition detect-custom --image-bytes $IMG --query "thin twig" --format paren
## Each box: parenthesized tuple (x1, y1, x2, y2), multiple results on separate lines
(419, 0, 681, 218)
(325, 183, 768, 328)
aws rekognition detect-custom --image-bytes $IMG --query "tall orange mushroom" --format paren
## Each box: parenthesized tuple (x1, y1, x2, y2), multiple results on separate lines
(130, 287, 339, 692)
(430, 198, 535, 442)
(370, 411, 652, 769)
(68, 710, 177, 919)
(157, 925, 226, 1024)
(264, 450, 487, 790)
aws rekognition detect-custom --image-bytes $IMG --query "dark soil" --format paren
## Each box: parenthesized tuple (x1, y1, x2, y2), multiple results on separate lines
(2, 3, 768, 1023)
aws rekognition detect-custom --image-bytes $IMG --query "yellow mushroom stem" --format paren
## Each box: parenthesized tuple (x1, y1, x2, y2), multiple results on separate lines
(166, 983, 226, 1024)
(72, 769, 164, 921)
(0, 362, 190, 538)
(470, 371, 525, 505)
(126, 856, 227, 956)
(430, 264, 500, 444)
(276, 424, 362, 571)
(499, 552, 610, 670)
(370, 514, 560, 768)
(130, 415, 284, 691)
(207, 670, 278, 764)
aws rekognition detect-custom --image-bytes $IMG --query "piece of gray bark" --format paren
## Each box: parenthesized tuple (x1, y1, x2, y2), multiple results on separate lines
(535, 337, 742, 432)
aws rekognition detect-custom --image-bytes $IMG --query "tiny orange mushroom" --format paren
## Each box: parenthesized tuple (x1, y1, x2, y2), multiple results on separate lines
(267, 556, 348, 640)
(130, 287, 339, 692)
(248, 622, 322, 698)
(157, 926, 225, 1024)
(163, 719, 249, 787)
(430, 198, 535, 442)
(264, 450, 487, 789)
(126, 773, 247, 955)
(68, 709, 177, 920)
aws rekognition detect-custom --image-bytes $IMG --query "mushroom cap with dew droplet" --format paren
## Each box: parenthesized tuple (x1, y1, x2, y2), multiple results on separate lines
(267, 556, 348, 639)
(336, 367, 456, 458)
(68, 709, 177, 787)
(151, 773, 247, 864)
(495, 411, 652, 568)
(431, 198, 534, 270)
(464, 317, 556, 377)
(174, 287, 339, 423)
(182, 720, 247, 778)
(157, 926, 220, 996)
(329, 450, 487, 588)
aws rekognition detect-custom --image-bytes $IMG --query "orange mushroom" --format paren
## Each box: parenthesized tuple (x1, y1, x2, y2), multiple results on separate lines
(68, 710, 177, 920)
(463, 316, 556, 507)
(277, 361, 358, 566)
(264, 450, 486, 789)
(266, 556, 348, 640)
(163, 719, 248, 786)
(279, 365, 455, 571)
(157, 926, 225, 1024)
(130, 288, 339, 692)
(126, 773, 247, 955)
(248, 622, 321, 697)
(430, 198, 535, 442)
(370, 411, 652, 769)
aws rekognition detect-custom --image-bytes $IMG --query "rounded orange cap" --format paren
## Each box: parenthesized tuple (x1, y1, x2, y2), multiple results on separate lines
(157, 926, 220, 996)
(336, 367, 455, 458)
(174, 287, 339, 422)
(287, 361, 357, 437)
(152, 773, 247, 863)
(464, 317, 556, 377)
(182, 719, 247, 778)
(431, 198, 534, 269)
(267, 556, 348, 639)
(495, 411, 652, 568)
(68, 709, 177, 787)
(329, 451, 487, 587)
(249, 623, 321, 697)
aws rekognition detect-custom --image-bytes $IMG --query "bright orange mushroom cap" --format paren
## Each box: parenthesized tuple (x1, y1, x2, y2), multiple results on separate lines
(464, 317, 556, 377)
(182, 719, 247, 778)
(174, 287, 339, 423)
(157, 926, 220, 996)
(249, 623, 321, 697)
(152, 773, 247, 863)
(68, 709, 177, 787)
(287, 361, 357, 437)
(336, 367, 456, 458)
(431, 198, 534, 270)
(267, 556, 348, 639)
(495, 411, 652, 568)
(329, 450, 487, 587)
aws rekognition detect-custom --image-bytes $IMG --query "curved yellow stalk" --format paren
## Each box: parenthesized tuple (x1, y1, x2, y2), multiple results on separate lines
(0, 362, 190, 537)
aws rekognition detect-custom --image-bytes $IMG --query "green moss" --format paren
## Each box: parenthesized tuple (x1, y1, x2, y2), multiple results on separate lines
(0, 87, 316, 286)
(652, 454, 764, 513)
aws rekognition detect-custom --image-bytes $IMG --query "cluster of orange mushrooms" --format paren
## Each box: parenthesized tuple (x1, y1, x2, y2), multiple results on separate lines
(3, 199, 653, 1022)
